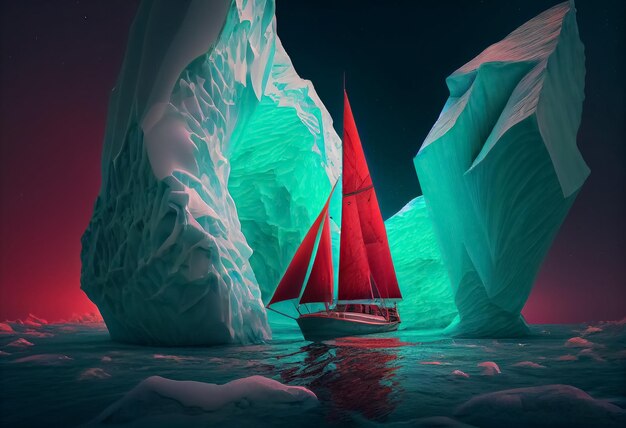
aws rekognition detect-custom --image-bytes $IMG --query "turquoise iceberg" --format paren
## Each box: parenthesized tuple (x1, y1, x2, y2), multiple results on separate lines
(413, 1, 588, 337)
(81, 0, 340, 345)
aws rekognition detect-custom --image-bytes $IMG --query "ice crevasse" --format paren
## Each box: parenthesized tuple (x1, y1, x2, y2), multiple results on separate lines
(80, 0, 341, 345)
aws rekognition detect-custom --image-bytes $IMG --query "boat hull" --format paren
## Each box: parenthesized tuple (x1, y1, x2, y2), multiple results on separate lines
(296, 311, 399, 341)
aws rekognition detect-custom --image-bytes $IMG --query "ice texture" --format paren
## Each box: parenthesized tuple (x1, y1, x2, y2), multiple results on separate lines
(385, 196, 457, 329)
(454, 384, 626, 428)
(413, 1, 588, 337)
(91, 375, 317, 425)
(80, 0, 340, 345)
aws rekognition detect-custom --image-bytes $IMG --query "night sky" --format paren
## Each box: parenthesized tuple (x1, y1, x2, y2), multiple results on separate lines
(0, 0, 624, 323)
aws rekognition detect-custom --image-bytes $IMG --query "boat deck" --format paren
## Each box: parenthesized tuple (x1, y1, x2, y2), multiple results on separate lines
(300, 310, 391, 325)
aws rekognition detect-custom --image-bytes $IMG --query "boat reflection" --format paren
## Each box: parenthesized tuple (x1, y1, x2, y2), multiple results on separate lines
(280, 337, 409, 422)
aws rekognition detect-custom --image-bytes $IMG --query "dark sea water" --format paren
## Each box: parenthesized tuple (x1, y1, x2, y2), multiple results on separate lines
(1, 320, 625, 427)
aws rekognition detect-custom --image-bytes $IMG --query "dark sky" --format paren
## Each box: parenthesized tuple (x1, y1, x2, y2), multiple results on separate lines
(0, 0, 624, 323)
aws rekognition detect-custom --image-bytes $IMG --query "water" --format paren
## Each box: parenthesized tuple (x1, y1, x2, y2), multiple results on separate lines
(1, 321, 625, 427)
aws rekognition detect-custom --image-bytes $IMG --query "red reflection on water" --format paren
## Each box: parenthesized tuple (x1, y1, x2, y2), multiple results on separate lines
(281, 337, 409, 422)
(329, 337, 413, 349)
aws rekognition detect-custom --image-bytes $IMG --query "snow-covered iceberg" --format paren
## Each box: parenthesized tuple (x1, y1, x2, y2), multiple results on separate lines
(413, 1, 588, 337)
(81, 0, 340, 345)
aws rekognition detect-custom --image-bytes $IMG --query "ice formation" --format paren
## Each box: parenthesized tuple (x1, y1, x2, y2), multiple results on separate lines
(92, 375, 317, 425)
(413, 1, 588, 337)
(80, 0, 340, 345)
(385, 196, 457, 329)
(454, 385, 626, 428)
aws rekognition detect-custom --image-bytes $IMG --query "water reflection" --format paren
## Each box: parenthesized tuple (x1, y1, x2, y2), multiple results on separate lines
(280, 337, 409, 422)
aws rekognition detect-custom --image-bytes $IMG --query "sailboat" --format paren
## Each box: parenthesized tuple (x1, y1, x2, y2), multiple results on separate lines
(266, 89, 402, 342)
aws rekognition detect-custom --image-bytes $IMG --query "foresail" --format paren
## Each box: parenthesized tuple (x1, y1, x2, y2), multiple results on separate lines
(299, 209, 334, 304)
(268, 185, 335, 306)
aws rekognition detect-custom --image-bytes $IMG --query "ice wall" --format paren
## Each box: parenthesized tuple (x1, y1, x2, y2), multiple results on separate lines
(414, 1, 588, 337)
(385, 197, 457, 330)
(81, 0, 340, 345)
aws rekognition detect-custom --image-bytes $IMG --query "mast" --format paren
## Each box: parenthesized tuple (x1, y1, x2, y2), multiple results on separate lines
(338, 90, 402, 303)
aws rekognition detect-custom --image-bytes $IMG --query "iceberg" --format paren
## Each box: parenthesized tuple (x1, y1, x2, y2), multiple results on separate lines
(385, 196, 457, 330)
(81, 0, 340, 345)
(414, 1, 588, 337)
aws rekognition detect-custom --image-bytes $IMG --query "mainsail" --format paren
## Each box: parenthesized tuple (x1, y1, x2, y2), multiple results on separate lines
(338, 91, 402, 301)
(268, 89, 402, 309)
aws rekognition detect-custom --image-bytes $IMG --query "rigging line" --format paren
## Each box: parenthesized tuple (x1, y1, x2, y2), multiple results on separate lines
(343, 184, 374, 197)
(267, 306, 297, 320)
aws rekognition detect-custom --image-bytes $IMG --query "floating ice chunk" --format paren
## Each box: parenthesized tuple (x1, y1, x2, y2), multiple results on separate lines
(101, 356, 112, 363)
(388, 416, 475, 427)
(478, 361, 501, 375)
(582, 326, 603, 335)
(0, 350, 11, 356)
(455, 384, 626, 428)
(452, 370, 470, 379)
(23, 329, 54, 338)
(13, 354, 72, 365)
(5, 338, 34, 348)
(79, 368, 112, 380)
(556, 354, 578, 361)
(420, 361, 446, 365)
(64, 312, 104, 324)
(0, 322, 14, 334)
(565, 337, 593, 348)
(512, 361, 546, 369)
(577, 348, 605, 362)
(153, 354, 199, 362)
(23, 314, 48, 327)
(92, 375, 317, 424)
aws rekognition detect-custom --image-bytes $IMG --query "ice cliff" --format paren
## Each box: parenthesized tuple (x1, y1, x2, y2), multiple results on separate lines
(385, 197, 457, 330)
(413, 1, 588, 337)
(81, 0, 340, 345)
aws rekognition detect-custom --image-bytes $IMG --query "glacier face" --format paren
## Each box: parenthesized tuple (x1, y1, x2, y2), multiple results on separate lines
(385, 197, 457, 330)
(81, 0, 340, 345)
(414, 1, 588, 337)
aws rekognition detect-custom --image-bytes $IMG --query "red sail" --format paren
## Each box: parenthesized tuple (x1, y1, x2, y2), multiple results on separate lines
(338, 91, 402, 301)
(268, 191, 332, 306)
(299, 210, 334, 304)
